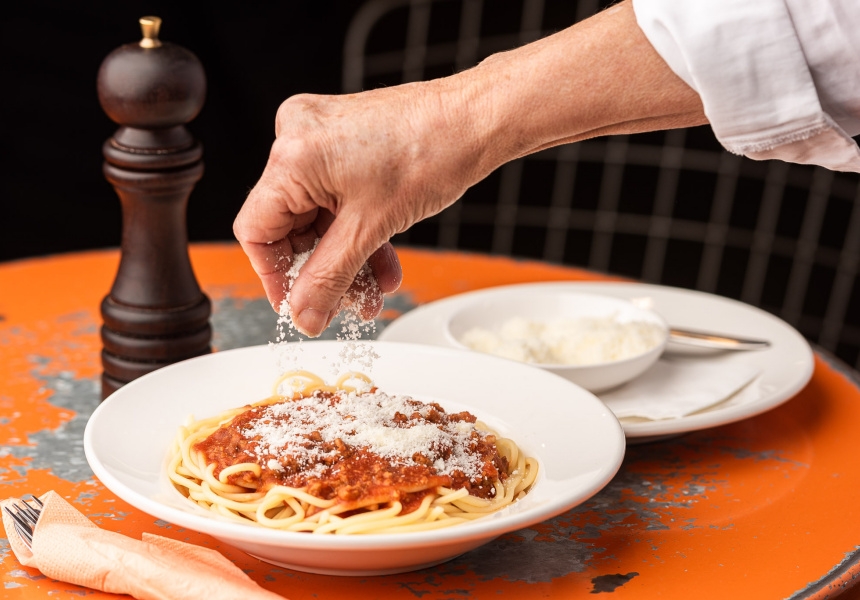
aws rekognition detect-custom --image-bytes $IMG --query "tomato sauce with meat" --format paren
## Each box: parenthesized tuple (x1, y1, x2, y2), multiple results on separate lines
(194, 390, 509, 514)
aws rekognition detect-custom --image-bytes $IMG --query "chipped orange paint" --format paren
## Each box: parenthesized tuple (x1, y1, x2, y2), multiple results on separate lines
(2, 243, 860, 600)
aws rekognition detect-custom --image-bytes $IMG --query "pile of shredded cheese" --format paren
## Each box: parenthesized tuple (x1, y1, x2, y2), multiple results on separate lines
(459, 315, 665, 366)
(243, 391, 484, 479)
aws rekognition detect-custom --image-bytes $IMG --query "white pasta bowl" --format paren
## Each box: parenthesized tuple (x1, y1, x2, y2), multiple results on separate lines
(84, 341, 625, 576)
(445, 289, 669, 392)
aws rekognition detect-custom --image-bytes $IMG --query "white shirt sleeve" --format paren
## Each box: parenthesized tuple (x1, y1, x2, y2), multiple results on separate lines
(632, 0, 860, 173)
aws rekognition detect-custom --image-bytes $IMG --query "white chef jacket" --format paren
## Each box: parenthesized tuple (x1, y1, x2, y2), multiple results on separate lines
(632, 0, 860, 173)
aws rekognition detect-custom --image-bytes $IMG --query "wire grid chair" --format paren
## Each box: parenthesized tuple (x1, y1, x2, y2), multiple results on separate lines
(343, 0, 860, 369)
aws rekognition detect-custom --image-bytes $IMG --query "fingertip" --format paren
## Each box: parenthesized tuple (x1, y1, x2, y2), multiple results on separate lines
(368, 243, 403, 294)
(345, 284, 384, 321)
(293, 307, 332, 338)
(260, 275, 289, 315)
(287, 270, 344, 337)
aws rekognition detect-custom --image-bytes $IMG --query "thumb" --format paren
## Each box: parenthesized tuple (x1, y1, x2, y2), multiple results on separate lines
(287, 210, 389, 337)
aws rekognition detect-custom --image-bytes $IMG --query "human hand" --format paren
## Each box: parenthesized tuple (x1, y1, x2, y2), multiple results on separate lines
(233, 80, 490, 337)
(234, 1, 706, 339)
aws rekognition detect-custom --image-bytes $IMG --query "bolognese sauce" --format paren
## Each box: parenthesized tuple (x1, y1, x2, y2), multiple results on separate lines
(194, 390, 509, 515)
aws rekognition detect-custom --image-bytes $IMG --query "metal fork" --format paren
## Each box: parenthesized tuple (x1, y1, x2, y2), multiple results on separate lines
(3, 496, 44, 549)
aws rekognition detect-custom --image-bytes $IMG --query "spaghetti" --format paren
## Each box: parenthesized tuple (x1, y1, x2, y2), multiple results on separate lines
(167, 371, 538, 534)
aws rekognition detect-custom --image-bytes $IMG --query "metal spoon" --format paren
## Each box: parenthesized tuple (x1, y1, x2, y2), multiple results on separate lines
(669, 328, 771, 351)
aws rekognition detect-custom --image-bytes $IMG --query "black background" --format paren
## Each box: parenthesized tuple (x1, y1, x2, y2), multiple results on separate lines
(7, 3, 860, 367)
(2, 1, 368, 262)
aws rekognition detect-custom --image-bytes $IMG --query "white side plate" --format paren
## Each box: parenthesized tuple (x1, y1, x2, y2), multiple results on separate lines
(379, 282, 814, 441)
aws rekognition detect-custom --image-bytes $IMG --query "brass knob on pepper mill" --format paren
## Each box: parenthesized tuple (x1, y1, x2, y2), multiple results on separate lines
(97, 16, 212, 399)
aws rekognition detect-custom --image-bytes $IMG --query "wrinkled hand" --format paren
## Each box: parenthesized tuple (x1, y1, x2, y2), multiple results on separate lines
(234, 1, 706, 338)
(233, 81, 489, 337)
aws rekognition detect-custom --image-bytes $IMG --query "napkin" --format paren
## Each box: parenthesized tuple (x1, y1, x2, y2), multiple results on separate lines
(599, 358, 761, 420)
(1, 491, 284, 600)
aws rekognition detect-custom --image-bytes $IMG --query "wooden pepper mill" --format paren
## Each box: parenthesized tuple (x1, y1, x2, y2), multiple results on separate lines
(97, 16, 212, 399)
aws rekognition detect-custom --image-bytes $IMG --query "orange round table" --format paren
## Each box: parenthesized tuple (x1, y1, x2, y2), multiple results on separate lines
(1, 243, 859, 599)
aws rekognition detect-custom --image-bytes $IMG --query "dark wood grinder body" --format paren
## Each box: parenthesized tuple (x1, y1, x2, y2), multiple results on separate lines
(97, 17, 212, 399)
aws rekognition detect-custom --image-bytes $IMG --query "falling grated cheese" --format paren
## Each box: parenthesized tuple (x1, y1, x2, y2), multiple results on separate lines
(271, 245, 379, 376)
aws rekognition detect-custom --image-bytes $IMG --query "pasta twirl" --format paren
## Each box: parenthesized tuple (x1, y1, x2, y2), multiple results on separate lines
(167, 371, 538, 534)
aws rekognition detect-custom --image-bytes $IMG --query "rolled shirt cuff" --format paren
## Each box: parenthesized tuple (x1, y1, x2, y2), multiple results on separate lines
(632, 0, 860, 173)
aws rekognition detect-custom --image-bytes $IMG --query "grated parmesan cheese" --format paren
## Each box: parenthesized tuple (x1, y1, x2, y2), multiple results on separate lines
(460, 315, 665, 366)
(243, 390, 486, 480)
(270, 244, 379, 375)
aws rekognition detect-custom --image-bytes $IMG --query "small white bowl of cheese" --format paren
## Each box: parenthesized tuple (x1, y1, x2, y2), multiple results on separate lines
(445, 290, 668, 393)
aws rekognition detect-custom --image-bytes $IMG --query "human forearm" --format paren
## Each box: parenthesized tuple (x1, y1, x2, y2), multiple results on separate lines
(235, 0, 708, 337)
(434, 0, 707, 181)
